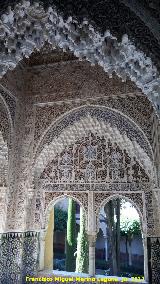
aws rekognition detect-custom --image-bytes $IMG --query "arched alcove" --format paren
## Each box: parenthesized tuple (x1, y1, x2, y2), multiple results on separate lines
(39, 195, 87, 273)
(96, 193, 148, 281)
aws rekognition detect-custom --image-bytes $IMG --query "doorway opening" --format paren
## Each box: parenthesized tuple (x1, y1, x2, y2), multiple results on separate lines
(42, 196, 88, 275)
(96, 197, 145, 280)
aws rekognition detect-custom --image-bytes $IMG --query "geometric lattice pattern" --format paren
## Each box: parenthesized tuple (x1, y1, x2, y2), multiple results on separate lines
(40, 133, 150, 184)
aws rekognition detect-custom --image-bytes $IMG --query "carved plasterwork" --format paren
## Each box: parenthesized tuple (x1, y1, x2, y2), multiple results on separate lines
(152, 190, 160, 235)
(6, 99, 36, 231)
(40, 182, 150, 193)
(25, 60, 138, 99)
(0, 89, 16, 124)
(40, 133, 150, 185)
(0, 92, 13, 144)
(34, 94, 153, 147)
(25, 44, 76, 66)
(0, 95, 11, 233)
(144, 190, 155, 236)
(0, 0, 160, 71)
(0, 133, 8, 188)
(0, 186, 7, 233)
(34, 106, 154, 184)
(0, 1, 160, 113)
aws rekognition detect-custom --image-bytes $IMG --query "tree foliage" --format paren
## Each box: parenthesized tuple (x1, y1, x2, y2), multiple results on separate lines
(120, 217, 141, 267)
(76, 207, 89, 273)
(65, 198, 77, 272)
(54, 207, 68, 232)
(120, 218, 141, 238)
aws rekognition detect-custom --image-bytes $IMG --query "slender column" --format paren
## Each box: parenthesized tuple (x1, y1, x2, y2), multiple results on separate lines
(104, 235, 108, 261)
(39, 231, 45, 271)
(143, 235, 149, 283)
(88, 234, 96, 277)
(44, 208, 54, 270)
(87, 191, 97, 277)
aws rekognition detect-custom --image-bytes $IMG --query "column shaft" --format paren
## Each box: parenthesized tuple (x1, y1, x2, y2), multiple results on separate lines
(44, 208, 54, 270)
(88, 238, 96, 277)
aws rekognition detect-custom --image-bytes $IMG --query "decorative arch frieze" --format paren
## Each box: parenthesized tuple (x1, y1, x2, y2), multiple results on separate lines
(33, 106, 154, 184)
(34, 95, 154, 147)
(0, 1, 160, 114)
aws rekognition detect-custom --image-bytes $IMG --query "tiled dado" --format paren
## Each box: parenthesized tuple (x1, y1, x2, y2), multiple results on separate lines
(0, 232, 39, 284)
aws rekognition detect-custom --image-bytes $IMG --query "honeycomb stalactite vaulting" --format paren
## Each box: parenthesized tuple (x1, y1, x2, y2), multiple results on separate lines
(0, 1, 160, 113)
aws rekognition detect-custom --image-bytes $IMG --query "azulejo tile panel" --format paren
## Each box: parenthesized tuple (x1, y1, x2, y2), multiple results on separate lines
(0, 232, 39, 284)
